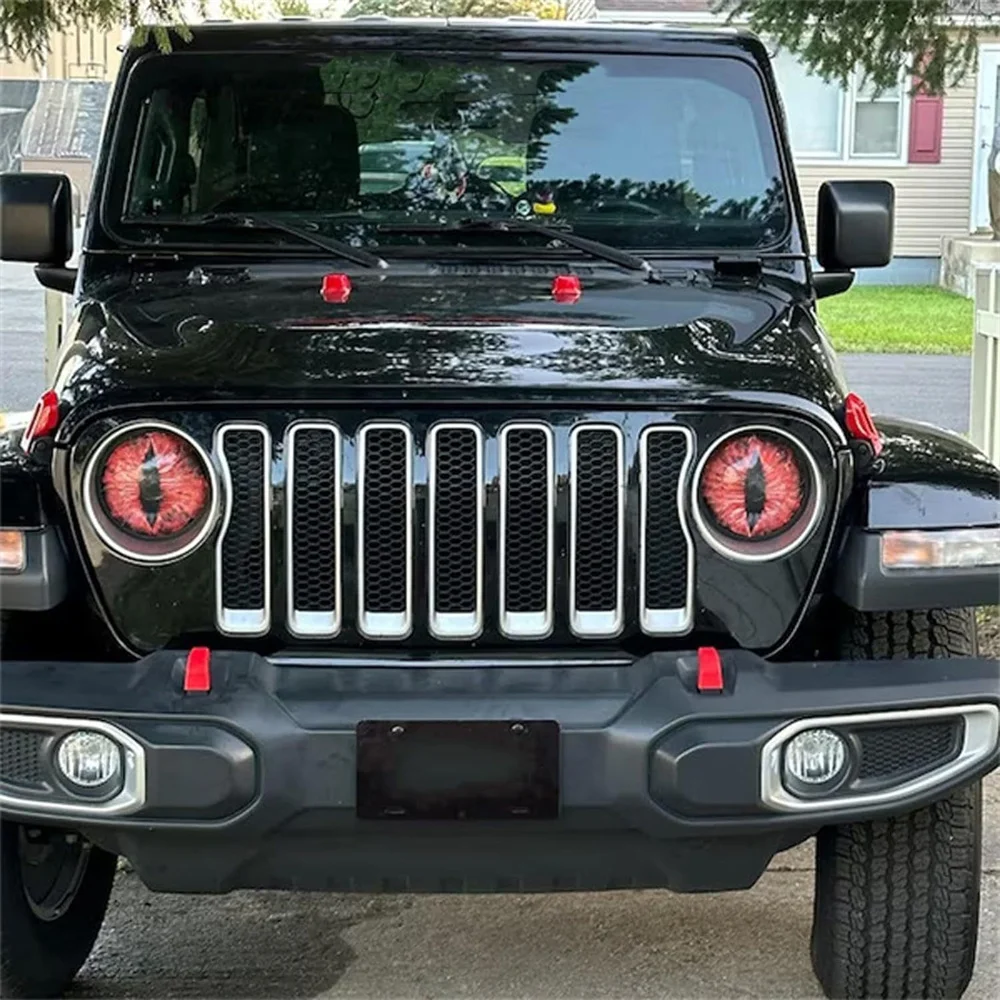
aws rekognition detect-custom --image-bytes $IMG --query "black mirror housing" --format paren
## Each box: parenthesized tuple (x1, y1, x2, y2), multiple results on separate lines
(816, 180, 894, 271)
(0, 172, 74, 265)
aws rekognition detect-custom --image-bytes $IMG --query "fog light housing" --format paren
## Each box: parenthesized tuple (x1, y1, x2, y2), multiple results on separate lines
(783, 728, 849, 796)
(56, 731, 123, 791)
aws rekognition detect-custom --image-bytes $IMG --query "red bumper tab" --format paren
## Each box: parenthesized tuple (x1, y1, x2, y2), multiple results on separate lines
(696, 647, 725, 692)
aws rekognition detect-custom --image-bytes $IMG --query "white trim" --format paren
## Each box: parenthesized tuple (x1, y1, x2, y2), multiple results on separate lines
(971, 43, 1000, 232)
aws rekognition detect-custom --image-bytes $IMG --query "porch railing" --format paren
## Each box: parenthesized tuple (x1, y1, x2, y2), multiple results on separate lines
(972, 267, 1000, 468)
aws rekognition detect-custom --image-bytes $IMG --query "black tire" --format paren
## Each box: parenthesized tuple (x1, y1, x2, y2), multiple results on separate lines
(0, 822, 117, 998)
(811, 608, 983, 1000)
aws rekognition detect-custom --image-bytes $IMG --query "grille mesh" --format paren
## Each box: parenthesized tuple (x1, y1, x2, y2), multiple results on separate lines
(432, 427, 479, 614)
(857, 720, 960, 780)
(503, 428, 551, 614)
(291, 428, 338, 614)
(0, 729, 47, 789)
(643, 432, 689, 611)
(573, 429, 620, 612)
(220, 429, 267, 610)
(362, 427, 409, 614)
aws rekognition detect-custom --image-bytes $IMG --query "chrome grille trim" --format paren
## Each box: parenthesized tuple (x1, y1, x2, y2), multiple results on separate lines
(638, 425, 695, 636)
(214, 422, 271, 636)
(427, 421, 485, 640)
(569, 423, 625, 638)
(356, 421, 413, 639)
(498, 421, 555, 639)
(285, 421, 342, 638)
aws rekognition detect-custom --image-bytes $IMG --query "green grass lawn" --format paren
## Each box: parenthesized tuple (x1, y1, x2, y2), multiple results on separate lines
(817, 285, 973, 354)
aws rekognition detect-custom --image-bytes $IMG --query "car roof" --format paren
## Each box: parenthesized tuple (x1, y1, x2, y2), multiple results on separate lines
(137, 15, 760, 61)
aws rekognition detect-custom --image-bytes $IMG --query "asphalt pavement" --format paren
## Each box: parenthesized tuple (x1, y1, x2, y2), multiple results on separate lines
(2, 263, 994, 999)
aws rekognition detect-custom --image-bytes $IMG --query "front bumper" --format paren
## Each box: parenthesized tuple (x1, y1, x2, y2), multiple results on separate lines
(1, 650, 998, 894)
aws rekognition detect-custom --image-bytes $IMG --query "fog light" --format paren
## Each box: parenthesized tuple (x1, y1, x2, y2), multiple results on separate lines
(783, 728, 849, 794)
(56, 731, 122, 789)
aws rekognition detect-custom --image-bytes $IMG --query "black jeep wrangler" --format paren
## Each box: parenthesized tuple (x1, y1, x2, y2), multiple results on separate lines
(1, 16, 998, 999)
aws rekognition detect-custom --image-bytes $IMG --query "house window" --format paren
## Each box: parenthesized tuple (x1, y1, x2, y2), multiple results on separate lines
(771, 50, 844, 157)
(772, 51, 906, 162)
(851, 75, 905, 157)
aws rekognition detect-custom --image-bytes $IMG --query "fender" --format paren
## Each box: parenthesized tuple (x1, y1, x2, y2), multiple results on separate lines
(836, 418, 1000, 612)
(863, 418, 999, 530)
(0, 430, 69, 611)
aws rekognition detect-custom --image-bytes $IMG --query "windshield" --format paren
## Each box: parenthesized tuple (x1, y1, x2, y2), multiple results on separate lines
(117, 50, 790, 252)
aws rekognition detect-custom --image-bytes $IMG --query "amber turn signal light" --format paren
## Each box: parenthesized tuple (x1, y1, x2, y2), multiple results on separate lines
(0, 530, 26, 572)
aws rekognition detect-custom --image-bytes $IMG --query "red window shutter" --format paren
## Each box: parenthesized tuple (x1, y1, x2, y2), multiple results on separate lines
(908, 76, 943, 164)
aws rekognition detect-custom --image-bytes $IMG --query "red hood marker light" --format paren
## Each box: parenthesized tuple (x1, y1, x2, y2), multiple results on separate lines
(321, 274, 352, 304)
(552, 274, 581, 303)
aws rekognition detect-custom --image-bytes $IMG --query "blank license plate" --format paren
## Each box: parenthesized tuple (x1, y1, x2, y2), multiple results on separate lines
(356, 720, 559, 820)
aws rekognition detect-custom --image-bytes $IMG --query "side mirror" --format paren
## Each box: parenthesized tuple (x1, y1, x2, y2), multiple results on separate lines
(816, 180, 894, 271)
(0, 172, 74, 265)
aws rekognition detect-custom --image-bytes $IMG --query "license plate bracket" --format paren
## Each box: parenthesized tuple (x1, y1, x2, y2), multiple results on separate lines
(356, 720, 559, 820)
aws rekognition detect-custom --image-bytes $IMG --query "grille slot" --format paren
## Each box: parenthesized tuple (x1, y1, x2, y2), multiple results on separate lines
(570, 425, 624, 637)
(0, 728, 47, 790)
(357, 423, 413, 639)
(428, 423, 484, 639)
(286, 423, 341, 637)
(499, 423, 554, 638)
(856, 720, 961, 781)
(639, 427, 694, 635)
(215, 424, 271, 636)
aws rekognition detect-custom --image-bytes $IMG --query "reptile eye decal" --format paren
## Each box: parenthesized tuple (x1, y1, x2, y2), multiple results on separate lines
(84, 423, 218, 563)
(700, 434, 804, 539)
(694, 428, 823, 562)
(101, 431, 210, 537)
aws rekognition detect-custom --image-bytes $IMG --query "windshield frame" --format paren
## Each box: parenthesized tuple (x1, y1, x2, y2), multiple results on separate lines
(97, 41, 801, 260)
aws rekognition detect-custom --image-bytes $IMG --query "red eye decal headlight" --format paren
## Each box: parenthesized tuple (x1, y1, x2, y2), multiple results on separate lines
(84, 424, 218, 563)
(101, 431, 209, 538)
(694, 429, 822, 561)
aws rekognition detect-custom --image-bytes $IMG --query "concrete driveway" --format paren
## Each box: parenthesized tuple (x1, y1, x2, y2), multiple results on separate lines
(68, 776, 999, 999)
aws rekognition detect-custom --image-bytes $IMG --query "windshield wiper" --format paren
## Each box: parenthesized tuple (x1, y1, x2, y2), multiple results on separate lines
(180, 212, 388, 270)
(380, 219, 657, 279)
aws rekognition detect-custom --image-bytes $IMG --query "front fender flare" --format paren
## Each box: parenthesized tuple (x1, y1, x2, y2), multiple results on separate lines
(835, 418, 999, 611)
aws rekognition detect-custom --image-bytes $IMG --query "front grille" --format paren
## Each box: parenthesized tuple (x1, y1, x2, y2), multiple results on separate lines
(500, 424, 554, 638)
(216, 418, 694, 642)
(856, 720, 961, 781)
(0, 728, 47, 790)
(640, 428, 694, 634)
(358, 423, 413, 638)
(215, 424, 271, 635)
(428, 423, 483, 639)
(570, 426, 624, 637)
(286, 423, 341, 637)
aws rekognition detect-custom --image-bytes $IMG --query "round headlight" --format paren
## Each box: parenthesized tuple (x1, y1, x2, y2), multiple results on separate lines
(56, 731, 123, 790)
(84, 422, 218, 563)
(693, 427, 822, 561)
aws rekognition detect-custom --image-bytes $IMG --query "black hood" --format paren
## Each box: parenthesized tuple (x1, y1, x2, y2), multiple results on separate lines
(56, 261, 846, 427)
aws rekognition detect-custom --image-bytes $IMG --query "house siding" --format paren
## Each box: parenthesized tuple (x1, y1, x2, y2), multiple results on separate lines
(794, 73, 977, 259)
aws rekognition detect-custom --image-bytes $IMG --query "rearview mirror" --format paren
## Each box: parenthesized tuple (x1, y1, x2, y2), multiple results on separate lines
(0, 172, 74, 265)
(816, 180, 894, 271)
